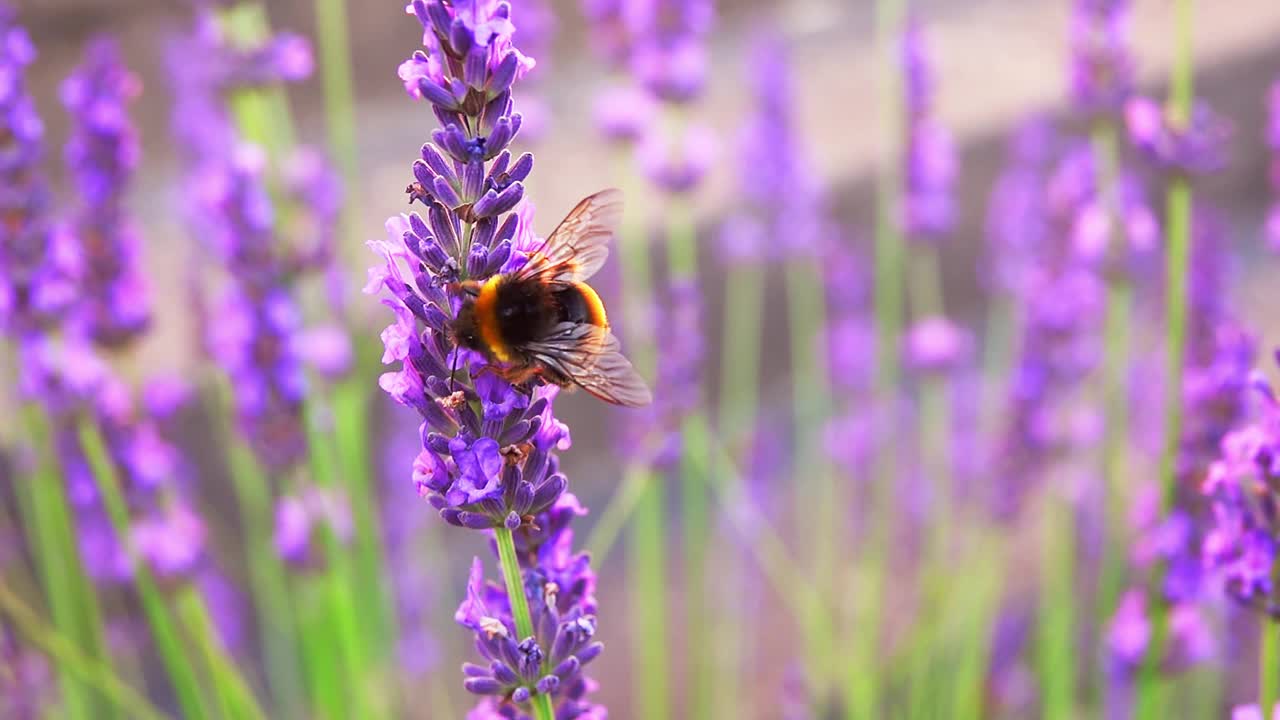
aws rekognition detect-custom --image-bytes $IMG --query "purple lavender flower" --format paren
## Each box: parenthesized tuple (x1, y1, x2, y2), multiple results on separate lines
(171, 13, 346, 473)
(637, 121, 714, 195)
(625, 0, 714, 104)
(1125, 96, 1231, 176)
(901, 17, 956, 242)
(60, 37, 150, 347)
(0, 623, 50, 720)
(1201, 361, 1280, 615)
(1069, 0, 1135, 118)
(273, 485, 353, 570)
(0, 6, 73, 335)
(372, 3, 606, 714)
(905, 316, 972, 374)
(985, 119, 1055, 295)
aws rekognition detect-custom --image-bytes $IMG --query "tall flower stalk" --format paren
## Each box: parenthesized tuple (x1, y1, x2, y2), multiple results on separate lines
(372, 3, 604, 718)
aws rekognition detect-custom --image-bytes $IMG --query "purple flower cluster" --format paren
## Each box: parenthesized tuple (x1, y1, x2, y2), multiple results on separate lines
(991, 144, 1108, 518)
(60, 38, 149, 347)
(901, 17, 956, 242)
(19, 337, 207, 584)
(0, 6, 73, 336)
(1125, 96, 1231, 176)
(457, 500, 604, 719)
(371, 2, 604, 714)
(173, 12, 346, 476)
(1201, 359, 1280, 616)
(1069, 0, 1135, 118)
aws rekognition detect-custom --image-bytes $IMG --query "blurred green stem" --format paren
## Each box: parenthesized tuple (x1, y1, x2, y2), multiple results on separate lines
(1038, 491, 1076, 720)
(629, 472, 670, 720)
(220, 386, 307, 718)
(76, 418, 210, 720)
(0, 582, 167, 720)
(175, 585, 268, 720)
(313, 0, 362, 266)
(494, 526, 556, 720)
(18, 405, 106, 720)
(715, 256, 763, 720)
(1263, 616, 1280, 716)
(1137, 1, 1195, 715)
(858, 0, 906, 714)
(1094, 118, 1132, 638)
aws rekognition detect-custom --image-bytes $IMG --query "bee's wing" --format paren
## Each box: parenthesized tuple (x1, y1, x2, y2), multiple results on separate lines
(514, 189, 622, 284)
(526, 322, 652, 407)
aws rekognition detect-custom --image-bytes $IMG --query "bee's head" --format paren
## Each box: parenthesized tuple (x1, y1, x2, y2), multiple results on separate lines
(447, 280, 484, 350)
(451, 300, 481, 350)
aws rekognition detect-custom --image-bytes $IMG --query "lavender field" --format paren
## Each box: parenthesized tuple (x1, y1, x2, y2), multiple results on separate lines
(3, 0, 1280, 718)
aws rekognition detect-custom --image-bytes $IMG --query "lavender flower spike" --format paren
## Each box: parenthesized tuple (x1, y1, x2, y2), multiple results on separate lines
(0, 4, 73, 335)
(61, 37, 150, 347)
(372, 2, 606, 715)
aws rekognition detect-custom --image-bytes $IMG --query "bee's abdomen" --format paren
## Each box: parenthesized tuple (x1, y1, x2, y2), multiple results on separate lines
(553, 283, 608, 328)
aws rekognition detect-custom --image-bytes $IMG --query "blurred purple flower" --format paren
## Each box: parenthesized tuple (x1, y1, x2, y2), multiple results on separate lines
(905, 315, 972, 374)
(901, 18, 956, 241)
(274, 485, 353, 570)
(625, 0, 713, 103)
(0, 623, 50, 720)
(638, 121, 714, 195)
(1069, 0, 1135, 117)
(61, 37, 150, 347)
(592, 83, 655, 145)
(0, 6, 73, 335)
(1125, 96, 1231, 176)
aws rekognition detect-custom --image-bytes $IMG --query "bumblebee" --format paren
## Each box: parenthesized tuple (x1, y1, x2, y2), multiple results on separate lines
(451, 189, 652, 407)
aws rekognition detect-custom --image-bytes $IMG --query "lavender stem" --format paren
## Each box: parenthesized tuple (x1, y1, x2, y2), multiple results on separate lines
(493, 526, 556, 720)
(1263, 613, 1280, 714)
(1137, 0, 1197, 715)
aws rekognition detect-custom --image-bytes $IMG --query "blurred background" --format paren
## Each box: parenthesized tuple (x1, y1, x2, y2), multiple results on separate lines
(6, 0, 1280, 718)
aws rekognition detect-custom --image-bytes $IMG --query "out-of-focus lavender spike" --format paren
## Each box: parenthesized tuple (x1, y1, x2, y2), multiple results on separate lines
(273, 485, 354, 570)
(901, 17, 956, 243)
(60, 37, 151, 348)
(626, 0, 713, 105)
(1124, 96, 1230, 176)
(984, 119, 1056, 296)
(0, 6, 74, 336)
(1069, 0, 1135, 119)
(0, 623, 50, 720)
(171, 14, 347, 473)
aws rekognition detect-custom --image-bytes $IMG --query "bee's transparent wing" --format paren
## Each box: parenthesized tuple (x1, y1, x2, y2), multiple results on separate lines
(526, 322, 651, 407)
(514, 189, 622, 284)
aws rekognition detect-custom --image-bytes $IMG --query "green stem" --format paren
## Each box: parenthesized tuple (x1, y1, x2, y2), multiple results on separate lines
(1262, 618, 1279, 716)
(1138, 2, 1195, 715)
(313, 0, 362, 267)
(221, 388, 307, 718)
(494, 526, 556, 720)
(302, 397, 368, 719)
(296, 574, 345, 719)
(175, 586, 268, 720)
(629, 473, 670, 720)
(18, 405, 104, 720)
(76, 418, 211, 720)
(1038, 492, 1076, 720)
(715, 258, 764, 720)
(0, 582, 168, 720)
(333, 374, 398, 689)
(859, 0, 907, 713)
(1094, 118, 1133, 633)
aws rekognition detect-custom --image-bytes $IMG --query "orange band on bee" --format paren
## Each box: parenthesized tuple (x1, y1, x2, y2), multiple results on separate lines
(573, 282, 608, 328)
(475, 276, 512, 362)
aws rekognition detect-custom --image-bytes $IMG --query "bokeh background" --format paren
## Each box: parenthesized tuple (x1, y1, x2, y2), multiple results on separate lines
(7, 0, 1280, 718)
